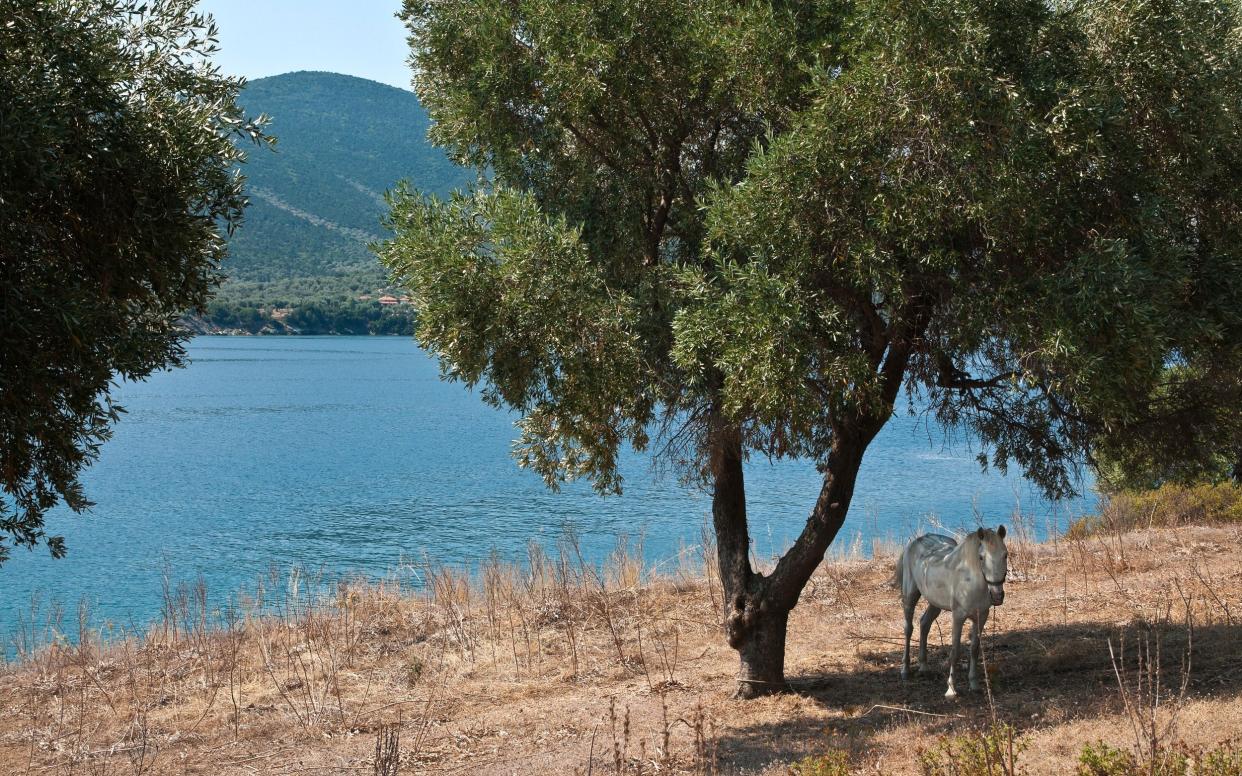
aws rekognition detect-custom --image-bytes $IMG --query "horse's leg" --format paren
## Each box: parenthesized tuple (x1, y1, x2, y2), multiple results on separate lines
(918, 605, 941, 674)
(969, 608, 989, 691)
(901, 589, 920, 680)
(945, 610, 966, 699)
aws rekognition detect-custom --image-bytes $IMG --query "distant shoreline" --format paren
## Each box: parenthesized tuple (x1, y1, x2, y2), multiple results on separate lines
(179, 313, 413, 337)
(194, 330, 410, 337)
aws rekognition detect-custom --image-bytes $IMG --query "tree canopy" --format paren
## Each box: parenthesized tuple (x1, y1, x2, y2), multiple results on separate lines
(389, 0, 842, 488)
(383, 0, 1242, 696)
(0, 0, 266, 562)
(1090, 363, 1242, 491)
(701, 0, 1242, 493)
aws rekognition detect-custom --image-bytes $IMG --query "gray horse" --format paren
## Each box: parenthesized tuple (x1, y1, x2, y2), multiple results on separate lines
(893, 526, 1008, 698)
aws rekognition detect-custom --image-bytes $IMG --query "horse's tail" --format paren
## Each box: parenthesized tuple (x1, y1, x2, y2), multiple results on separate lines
(890, 549, 904, 591)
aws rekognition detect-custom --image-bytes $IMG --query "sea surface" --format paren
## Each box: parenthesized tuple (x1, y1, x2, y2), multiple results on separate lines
(0, 336, 1096, 641)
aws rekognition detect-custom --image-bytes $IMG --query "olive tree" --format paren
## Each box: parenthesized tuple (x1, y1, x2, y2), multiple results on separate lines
(1090, 361, 1242, 491)
(383, 0, 1242, 696)
(0, 0, 266, 562)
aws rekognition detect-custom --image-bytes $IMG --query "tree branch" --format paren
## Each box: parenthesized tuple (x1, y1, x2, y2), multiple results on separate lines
(562, 119, 632, 176)
(818, 280, 887, 365)
(934, 355, 1021, 391)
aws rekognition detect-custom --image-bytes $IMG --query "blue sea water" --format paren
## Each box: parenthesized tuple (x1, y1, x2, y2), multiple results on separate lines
(0, 336, 1095, 639)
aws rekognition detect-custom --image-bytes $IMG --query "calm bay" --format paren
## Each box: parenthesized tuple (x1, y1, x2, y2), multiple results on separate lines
(0, 337, 1095, 638)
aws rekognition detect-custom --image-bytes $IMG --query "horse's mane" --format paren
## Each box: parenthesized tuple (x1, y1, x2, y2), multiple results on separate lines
(957, 530, 984, 571)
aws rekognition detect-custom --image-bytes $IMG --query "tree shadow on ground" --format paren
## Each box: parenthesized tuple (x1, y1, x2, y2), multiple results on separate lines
(716, 620, 1242, 770)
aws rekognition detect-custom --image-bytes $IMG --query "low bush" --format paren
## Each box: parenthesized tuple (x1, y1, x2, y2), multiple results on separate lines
(918, 724, 1024, 776)
(789, 751, 851, 776)
(1067, 482, 1242, 538)
(1077, 741, 1242, 776)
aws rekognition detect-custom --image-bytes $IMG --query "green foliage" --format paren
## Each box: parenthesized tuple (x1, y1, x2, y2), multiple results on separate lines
(1201, 749, 1242, 776)
(789, 751, 852, 776)
(1077, 741, 1242, 776)
(201, 270, 415, 335)
(385, 187, 650, 492)
(388, 0, 1242, 502)
(0, 0, 265, 561)
(701, 0, 1242, 498)
(285, 300, 413, 336)
(1077, 743, 1177, 776)
(1067, 481, 1242, 538)
(672, 260, 869, 451)
(919, 724, 1025, 776)
(1090, 366, 1242, 492)
(384, 0, 842, 490)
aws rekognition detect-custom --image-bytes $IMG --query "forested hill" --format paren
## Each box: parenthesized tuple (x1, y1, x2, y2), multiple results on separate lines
(200, 72, 473, 334)
(228, 71, 470, 280)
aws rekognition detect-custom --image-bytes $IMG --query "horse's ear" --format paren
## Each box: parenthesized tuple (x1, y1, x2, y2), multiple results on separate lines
(976, 527, 986, 539)
(997, 525, 1006, 539)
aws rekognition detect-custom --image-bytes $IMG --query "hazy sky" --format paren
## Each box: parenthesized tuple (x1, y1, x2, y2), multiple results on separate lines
(196, 1, 413, 89)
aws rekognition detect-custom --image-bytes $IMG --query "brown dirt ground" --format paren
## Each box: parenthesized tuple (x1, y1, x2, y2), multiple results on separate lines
(0, 523, 1239, 775)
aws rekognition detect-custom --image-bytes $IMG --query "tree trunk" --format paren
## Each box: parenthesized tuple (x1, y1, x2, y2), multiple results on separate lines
(711, 415, 870, 698)
(709, 337, 915, 699)
(707, 417, 772, 697)
(735, 609, 789, 697)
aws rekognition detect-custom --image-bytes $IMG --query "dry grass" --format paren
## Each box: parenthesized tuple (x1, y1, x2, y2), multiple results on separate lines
(0, 520, 1239, 775)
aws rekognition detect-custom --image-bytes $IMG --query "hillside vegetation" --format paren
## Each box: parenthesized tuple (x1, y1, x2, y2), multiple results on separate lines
(198, 72, 472, 334)
(229, 71, 469, 280)
(200, 269, 415, 336)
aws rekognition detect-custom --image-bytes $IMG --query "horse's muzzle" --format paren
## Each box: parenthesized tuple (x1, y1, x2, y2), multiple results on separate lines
(988, 584, 1005, 606)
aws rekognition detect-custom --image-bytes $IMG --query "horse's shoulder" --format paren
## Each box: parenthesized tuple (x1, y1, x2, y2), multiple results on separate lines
(915, 533, 958, 549)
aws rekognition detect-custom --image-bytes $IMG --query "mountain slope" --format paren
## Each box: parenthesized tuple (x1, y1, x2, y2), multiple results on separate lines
(225, 71, 472, 281)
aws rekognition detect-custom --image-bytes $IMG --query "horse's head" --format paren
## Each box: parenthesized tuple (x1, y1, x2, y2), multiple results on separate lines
(975, 525, 1008, 605)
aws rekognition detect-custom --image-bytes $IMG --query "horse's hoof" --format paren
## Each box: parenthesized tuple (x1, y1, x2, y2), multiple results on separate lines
(970, 682, 981, 692)
(901, 669, 909, 680)
(945, 687, 958, 699)
(917, 664, 930, 675)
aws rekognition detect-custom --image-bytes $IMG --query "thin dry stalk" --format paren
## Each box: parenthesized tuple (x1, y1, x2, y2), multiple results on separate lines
(374, 724, 400, 776)
(1105, 597, 1195, 772)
